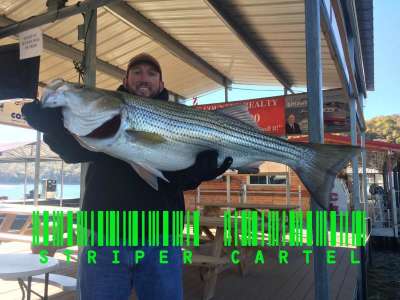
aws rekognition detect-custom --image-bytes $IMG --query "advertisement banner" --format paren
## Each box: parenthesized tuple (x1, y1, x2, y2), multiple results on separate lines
(194, 89, 349, 136)
(195, 96, 286, 135)
(0, 100, 30, 129)
(285, 89, 350, 135)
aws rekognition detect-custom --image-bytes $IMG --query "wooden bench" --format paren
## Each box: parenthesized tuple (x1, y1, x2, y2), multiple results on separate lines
(0, 232, 32, 243)
(29, 274, 77, 292)
(0, 231, 71, 242)
(4, 273, 77, 294)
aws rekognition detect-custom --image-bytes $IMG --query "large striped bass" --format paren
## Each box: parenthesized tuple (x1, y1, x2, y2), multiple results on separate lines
(42, 80, 359, 209)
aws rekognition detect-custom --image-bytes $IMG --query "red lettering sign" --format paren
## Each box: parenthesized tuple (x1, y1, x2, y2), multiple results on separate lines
(195, 96, 286, 135)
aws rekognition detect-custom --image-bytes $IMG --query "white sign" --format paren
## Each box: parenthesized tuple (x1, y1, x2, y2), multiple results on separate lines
(0, 100, 30, 128)
(19, 27, 43, 60)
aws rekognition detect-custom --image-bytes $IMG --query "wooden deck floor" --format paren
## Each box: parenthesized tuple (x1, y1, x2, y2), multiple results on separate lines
(0, 242, 358, 300)
(0, 242, 357, 300)
(184, 245, 358, 300)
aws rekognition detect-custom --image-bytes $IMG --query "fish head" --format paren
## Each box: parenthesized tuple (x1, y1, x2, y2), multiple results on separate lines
(42, 79, 120, 111)
(41, 79, 125, 150)
(42, 79, 87, 108)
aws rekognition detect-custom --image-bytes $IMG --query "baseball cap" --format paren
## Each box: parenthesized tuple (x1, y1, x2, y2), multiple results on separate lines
(126, 53, 162, 80)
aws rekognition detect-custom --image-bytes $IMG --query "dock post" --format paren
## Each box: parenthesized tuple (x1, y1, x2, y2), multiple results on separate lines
(33, 131, 41, 206)
(79, 1, 97, 208)
(305, 0, 330, 298)
(387, 153, 399, 238)
(226, 174, 231, 204)
(350, 94, 366, 300)
(60, 160, 64, 207)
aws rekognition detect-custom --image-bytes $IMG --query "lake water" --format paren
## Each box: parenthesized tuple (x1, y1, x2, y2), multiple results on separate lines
(0, 183, 80, 200)
(368, 247, 400, 300)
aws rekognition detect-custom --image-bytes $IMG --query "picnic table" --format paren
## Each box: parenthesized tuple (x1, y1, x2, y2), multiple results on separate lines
(188, 215, 256, 300)
(199, 202, 300, 237)
(0, 204, 79, 294)
(191, 203, 302, 299)
(0, 253, 60, 300)
(0, 204, 79, 254)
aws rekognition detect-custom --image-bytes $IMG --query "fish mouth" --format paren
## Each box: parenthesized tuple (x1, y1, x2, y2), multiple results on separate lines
(84, 114, 121, 139)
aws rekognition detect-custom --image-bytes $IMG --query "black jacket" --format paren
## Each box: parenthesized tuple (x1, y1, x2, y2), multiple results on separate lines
(285, 122, 302, 135)
(47, 86, 203, 242)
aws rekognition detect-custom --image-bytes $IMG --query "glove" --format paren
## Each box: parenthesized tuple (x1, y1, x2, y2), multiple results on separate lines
(43, 133, 76, 163)
(21, 99, 64, 134)
(192, 150, 233, 181)
(22, 100, 106, 163)
(43, 132, 107, 164)
(162, 150, 233, 191)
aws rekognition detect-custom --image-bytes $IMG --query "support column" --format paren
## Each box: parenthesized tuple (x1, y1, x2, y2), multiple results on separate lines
(60, 160, 64, 207)
(80, 2, 97, 208)
(24, 160, 28, 204)
(305, 0, 329, 299)
(360, 132, 368, 213)
(285, 170, 291, 206)
(33, 131, 41, 206)
(350, 98, 361, 210)
(350, 97, 367, 300)
(387, 154, 399, 238)
(224, 83, 229, 103)
(226, 175, 231, 204)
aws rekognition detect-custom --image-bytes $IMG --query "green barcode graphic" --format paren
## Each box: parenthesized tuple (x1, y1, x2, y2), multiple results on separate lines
(31, 210, 366, 248)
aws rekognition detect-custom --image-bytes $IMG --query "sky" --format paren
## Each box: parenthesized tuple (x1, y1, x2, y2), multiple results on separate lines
(0, 0, 398, 144)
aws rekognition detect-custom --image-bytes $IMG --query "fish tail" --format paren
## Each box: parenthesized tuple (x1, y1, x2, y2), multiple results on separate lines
(290, 142, 360, 209)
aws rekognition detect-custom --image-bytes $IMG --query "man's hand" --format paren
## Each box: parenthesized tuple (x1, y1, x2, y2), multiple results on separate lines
(193, 150, 233, 181)
(42, 133, 77, 163)
(22, 100, 104, 163)
(21, 99, 64, 134)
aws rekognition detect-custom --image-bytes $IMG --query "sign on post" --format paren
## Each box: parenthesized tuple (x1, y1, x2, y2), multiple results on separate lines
(19, 27, 43, 60)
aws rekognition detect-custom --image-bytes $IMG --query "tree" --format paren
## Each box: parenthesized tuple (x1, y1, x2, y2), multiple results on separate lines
(366, 114, 400, 144)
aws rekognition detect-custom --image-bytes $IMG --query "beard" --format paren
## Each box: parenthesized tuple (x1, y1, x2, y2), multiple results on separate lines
(132, 83, 159, 98)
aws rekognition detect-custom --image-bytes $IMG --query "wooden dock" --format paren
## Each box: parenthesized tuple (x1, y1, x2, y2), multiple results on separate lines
(0, 242, 357, 300)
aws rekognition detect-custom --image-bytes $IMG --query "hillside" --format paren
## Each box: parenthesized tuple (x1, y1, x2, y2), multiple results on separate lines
(366, 114, 400, 144)
(0, 161, 80, 184)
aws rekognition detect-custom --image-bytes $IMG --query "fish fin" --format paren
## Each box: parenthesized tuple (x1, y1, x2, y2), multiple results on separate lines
(125, 129, 167, 145)
(129, 161, 169, 190)
(290, 142, 360, 209)
(216, 105, 260, 128)
(72, 134, 101, 152)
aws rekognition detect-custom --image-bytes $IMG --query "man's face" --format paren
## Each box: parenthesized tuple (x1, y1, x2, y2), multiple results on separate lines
(288, 114, 295, 125)
(123, 63, 164, 98)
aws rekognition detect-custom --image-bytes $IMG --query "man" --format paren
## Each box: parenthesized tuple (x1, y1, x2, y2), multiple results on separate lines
(285, 113, 302, 135)
(22, 53, 233, 300)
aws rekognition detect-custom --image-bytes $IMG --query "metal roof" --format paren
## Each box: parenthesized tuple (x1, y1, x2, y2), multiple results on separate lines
(355, 0, 374, 91)
(0, 141, 60, 163)
(0, 0, 371, 99)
